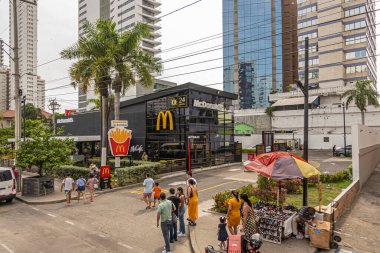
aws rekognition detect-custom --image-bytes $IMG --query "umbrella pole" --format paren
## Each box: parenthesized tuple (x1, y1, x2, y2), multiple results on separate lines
(277, 181, 281, 206)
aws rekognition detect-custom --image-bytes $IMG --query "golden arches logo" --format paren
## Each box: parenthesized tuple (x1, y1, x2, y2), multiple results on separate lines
(116, 144, 125, 153)
(156, 111, 174, 131)
(101, 167, 110, 176)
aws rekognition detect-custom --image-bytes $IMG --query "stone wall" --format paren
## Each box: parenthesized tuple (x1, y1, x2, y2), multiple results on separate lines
(332, 179, 360, 221)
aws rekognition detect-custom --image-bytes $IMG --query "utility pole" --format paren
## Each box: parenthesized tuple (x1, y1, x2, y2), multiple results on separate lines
(13, 0, 21, 152)
(342, 102, 347, 156)
(22, 95, 26, 142)
(48, 98, 61, 134)
(295, 37, 309, 207)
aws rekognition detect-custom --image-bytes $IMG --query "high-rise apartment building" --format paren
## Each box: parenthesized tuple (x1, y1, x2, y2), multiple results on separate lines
(77, 0, 162, 110)
(37, 76, 45, 109)
(223, 0, 298, 109)
(9, 1, 40, 109)
(297, 0, 376, 97)
(0, 66, 10, 111)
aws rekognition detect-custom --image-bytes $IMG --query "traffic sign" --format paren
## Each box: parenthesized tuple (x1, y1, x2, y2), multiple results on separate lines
(111, 120, 128, 127)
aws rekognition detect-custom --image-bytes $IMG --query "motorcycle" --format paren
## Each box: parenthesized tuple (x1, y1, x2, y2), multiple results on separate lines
(205, 233, 263, 253)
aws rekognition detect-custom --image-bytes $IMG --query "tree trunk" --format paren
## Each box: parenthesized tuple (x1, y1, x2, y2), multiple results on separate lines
(101, 94, 108, 166)
(361, 110, 365, 125)
(114, 91, 120, 120)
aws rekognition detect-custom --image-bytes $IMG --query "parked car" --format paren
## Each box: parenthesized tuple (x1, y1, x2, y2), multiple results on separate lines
(0, 167, 17, 203)
(335, 145, 352, 157)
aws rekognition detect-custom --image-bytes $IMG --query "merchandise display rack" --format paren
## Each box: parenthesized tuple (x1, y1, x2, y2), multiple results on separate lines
(258, 216, 284, 244)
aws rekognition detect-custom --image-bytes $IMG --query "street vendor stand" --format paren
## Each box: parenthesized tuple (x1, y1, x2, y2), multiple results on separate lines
(244, 151, 321, 245)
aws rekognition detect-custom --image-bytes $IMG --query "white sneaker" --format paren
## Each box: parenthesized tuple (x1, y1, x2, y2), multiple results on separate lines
(178, 233, 186, 237)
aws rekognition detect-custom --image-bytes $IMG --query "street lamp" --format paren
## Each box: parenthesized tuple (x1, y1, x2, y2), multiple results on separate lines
(334, 102, 347, 156)
(22, 95, 26, 143)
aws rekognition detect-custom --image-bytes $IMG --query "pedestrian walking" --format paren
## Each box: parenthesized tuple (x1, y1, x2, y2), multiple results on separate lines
(90, 163, 99, 178)
(187, 179, 198, 226)
(186, 171, 197, 186)
(240, 193, 258, 249)
(152, 182, 162, 208)
(226, 190, 242, 235)
(60, 173, 74, 206)
(157, 192, 174, 253)
(76, 175, 87, 204)
(168, 188, 180, 243)
(86, 174, 99, 202)
(332, 145, 336, 156)
(217, 216, 228, 250)
(143, 174, 154, 209)
(176, 187, 186, 236)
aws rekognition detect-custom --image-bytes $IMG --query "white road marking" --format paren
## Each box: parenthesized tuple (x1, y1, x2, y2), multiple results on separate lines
(224, 177, 256, 183)
(65, 220, 74, 226)
(31, 207, 39, 211)
(1, 243, 15, 253)
(168, 181, 185, 186)
(228, 168, 241, 172)
(47, 213, 57, 218)
(97, 234, 106, 238)
(117, 242, 133, 249)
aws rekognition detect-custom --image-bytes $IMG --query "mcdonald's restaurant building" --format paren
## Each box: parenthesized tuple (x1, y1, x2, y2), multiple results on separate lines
(56, 83, 239, 168)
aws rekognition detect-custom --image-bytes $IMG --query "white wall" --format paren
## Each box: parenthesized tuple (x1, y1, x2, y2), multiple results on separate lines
(352, 124, 380, 187)
(237, 133, 351, 149)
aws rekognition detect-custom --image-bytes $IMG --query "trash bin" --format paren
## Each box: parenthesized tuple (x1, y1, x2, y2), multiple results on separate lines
(247, 153, 255, 161)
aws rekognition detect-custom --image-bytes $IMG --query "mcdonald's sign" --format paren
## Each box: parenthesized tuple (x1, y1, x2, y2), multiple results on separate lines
(100, 165, 111, 179)
(156, 111, 174, 131)
(108, 127, 132, 156)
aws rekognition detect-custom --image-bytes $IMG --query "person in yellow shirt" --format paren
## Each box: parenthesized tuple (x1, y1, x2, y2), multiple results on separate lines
(226, 190, 242, 235)
(152, 182, 162, 207)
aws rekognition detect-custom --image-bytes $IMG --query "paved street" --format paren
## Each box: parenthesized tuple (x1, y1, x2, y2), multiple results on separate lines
(0, 164, 256, 253)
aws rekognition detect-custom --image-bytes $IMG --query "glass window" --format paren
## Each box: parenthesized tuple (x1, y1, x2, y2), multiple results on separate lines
(298, 18, 317, 29)
(345, 20, 366, 31)
(346, 64, 367, 74)
(298, 5, 317, 16)
(345, 35, 366, 45)
(345, 50, 366, 60)
(344, 6, 366, 17)
(298, 31, 317, 41)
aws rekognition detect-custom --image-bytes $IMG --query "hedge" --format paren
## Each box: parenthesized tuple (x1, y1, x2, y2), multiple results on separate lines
(45, 165, 91, 180)
(242, 148, 256, 153)
(114, 162, 162, 186)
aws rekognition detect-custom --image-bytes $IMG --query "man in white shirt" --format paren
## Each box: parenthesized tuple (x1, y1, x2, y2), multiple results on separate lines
(60, 173, 75, 205)
(186, 171, 197, 186)
(143, 174, 154, 209)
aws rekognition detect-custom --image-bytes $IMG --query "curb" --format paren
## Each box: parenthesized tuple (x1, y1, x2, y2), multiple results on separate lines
(16, 162, 242, 205)
(189, 225, 198, 253)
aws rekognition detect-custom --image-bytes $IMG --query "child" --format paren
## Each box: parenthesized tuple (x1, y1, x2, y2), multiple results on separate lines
(76, 175, 87, 204)
(60, 173, 74, 206)
(217, 216, 228, 250)
(86, 174, 99, 202)
(152, 182, 161, 207)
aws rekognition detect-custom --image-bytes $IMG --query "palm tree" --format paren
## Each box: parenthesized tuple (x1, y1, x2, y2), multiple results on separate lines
(342, 80, 380, 125)
(60, 20, 116, 165)
(111, 23, 161, 120)
(86, 95, 115, 130)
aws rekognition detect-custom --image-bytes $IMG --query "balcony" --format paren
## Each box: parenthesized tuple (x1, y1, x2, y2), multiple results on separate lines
(141, 2, 161, 15)
(142, 37, 161, 46)
(269, 83, 356, 102)
(144, 0, 161, 7)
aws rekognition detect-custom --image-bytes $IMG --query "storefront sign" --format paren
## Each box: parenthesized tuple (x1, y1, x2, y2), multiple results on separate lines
(108, 127, 132, 156)
(169, 95, 188, 108)
(193, 100, 227, 111)
(111, 120, 128, 127)
(130, 145, 144, 153)
(57, 118, 74, 124)
(156, 111, 174, 131)
(100, 165, 111, 179)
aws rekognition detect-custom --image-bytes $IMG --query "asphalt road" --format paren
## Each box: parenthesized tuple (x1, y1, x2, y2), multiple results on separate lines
(0, 164, 255, 253)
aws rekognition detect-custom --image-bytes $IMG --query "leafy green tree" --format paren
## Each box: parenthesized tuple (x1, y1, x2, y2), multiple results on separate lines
(24, 103, 44, 120)
(111, 23, 161, 120)
(342, 80, 380, 125)
(16, 121, 75, 176)
(0, 127, 14, 158)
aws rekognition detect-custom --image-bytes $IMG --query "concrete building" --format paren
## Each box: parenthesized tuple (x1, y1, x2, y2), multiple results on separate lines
(9, 0, 39, 109)
(0, 66, 10, 111)
(222, 0, 298, 109)
(77, 0, 162, 110)
(37, 76, 45, 109)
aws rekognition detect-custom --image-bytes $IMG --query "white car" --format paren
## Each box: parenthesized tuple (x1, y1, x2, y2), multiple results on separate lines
(0, 167, 17, 203)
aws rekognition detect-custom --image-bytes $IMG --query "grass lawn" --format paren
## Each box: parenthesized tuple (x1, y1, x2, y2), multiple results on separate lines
(285, 180, 352, 209)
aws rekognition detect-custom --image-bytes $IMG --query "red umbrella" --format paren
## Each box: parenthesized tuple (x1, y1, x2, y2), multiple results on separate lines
(244, 151, 320, 180)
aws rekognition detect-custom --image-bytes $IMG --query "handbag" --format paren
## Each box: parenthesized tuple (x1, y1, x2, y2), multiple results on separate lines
(93, 179, 99, 189)
(189, 188, 194, 198)
(172, 212, 178, 223)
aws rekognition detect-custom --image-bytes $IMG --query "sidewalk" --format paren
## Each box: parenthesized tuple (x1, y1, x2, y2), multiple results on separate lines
(16, 162, 241, 204)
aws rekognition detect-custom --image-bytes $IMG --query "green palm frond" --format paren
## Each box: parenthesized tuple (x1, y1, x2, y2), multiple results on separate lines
(342, 80, 380, 113)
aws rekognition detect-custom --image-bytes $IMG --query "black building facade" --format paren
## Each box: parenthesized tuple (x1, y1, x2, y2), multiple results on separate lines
(57, 83, 238, 168)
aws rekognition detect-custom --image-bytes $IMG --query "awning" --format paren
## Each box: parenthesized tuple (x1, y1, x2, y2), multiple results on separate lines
(272, 96, 319, 107)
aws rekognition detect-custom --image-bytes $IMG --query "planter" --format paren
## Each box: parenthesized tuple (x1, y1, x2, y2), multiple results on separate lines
(22, 176, 55, 196)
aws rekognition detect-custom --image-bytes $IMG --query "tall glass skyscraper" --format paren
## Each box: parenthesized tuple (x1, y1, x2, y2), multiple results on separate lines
(223, 0, 298, 109)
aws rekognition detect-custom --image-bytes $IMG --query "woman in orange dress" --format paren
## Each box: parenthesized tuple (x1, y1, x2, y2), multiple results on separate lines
(187, 179, 198, 226)
(226, 190, 242, 235)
